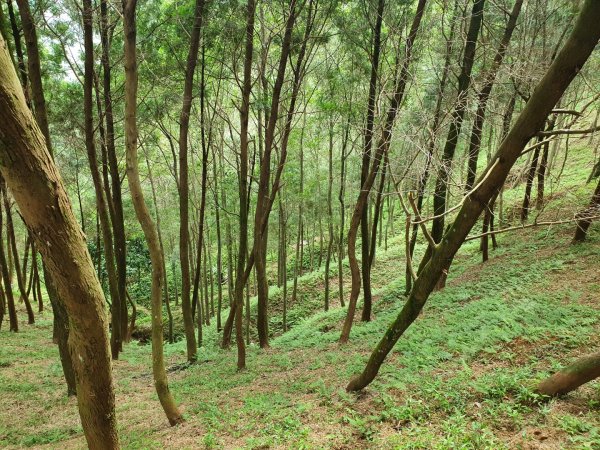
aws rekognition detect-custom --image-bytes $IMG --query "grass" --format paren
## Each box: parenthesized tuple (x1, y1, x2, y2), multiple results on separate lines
(1, 142, 600, 448)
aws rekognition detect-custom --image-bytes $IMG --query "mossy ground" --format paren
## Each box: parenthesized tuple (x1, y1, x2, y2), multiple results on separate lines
(1, 142, 599, 449)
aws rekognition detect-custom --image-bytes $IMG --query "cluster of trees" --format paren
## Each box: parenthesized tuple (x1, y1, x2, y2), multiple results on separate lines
(0, 0, 599, 446)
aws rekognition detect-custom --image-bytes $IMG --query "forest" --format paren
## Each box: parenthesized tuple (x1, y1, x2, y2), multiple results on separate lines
(0, 0, 600, 448)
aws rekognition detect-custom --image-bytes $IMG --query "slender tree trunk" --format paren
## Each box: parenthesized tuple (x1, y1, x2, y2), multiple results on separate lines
(211, 143, 223, 331)
(355, 0, 385, 327)
(123, 0, 183, 425)
(521, 146, 540, 222)
(429, 0, 485, 286)
(3, 186, 34, 323)
(100, 0, 128, 344)
(341, 0, 427, 342)
(178, 0, 205, 361)
(465, 0, 523, 191)
(0, 181, 17, 332)
(145, 149, 174, 343)
(338, 120, 349, 308)
(325, 119, 334, 312)
(347, 2, 600, 390)
(230, 0, 256, 369)
(83, 0, 121, 359)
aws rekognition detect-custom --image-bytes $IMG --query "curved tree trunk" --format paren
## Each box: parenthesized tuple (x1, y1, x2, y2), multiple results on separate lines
(341, 0, 427, 343)
(122, 0, 183, 425)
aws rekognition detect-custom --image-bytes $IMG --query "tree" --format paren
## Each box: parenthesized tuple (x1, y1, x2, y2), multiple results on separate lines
(347, 0, 600, 391)
(178, 0, 206, 362)
(340, 0, 427, 343)
(0, 30, 119, 448)
(122, 0, 183, 424)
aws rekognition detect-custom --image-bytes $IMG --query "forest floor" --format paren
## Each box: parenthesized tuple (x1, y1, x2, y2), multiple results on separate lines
(1, 149, 600, 449)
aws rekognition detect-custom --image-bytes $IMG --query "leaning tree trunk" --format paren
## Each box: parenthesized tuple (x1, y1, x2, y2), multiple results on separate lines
(536, 352, 600, 397)
(122, 0, 183, 425)
(346, 0, 600, 391)
(0, 30, 119, 448)
(15, 0, 77, 390)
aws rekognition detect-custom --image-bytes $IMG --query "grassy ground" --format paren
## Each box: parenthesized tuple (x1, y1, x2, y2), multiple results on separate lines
(1, 143, 600, 449)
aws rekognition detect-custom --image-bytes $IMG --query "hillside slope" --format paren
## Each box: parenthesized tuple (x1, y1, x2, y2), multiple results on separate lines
(1, 144, 599, 449)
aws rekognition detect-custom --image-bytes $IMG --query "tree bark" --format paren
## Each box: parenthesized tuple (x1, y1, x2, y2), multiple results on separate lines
(537, 352, 600, 397)
(0, 30, 119, 447)
(99, 0, 128, 344)
(430, 0, 485, 245)
(573, 175, 600, 242)
(3, 185, 34, 323)
(355, 0, 384, 327)
(83, 0, 121, 360)
(465, 0, 523, 191)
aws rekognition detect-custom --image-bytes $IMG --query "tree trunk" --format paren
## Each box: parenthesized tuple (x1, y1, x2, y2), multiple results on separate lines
(178, 0, 205, 362)
(122, 0, 183, 425)
(536, 352, 600, 397)
(0, 30, 119, 446)
(341, 0, 427, 342)
(347, 1, 600, 390)
(83, 0, 121, 359)
(99, 0, 128, 344)
(465, 0, 523, 191)
(430, 0, 485, 250)
(573, 175, 600, 242)
(0, 181, 17, 332)
(355, 0, 384, 328)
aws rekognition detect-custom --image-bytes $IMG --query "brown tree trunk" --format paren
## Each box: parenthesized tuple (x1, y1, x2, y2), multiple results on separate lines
(99, 0, 128, 344)
(430, 0, 485, 252)
(12, 0, 75, 393)
(0, 180, 17, 332)
(3, 186, 34, 323)
(0, 30, 119, 447)
(178, 0, 205, 361)
(355, 0, 384, 327)
(230, 0, 256, 369)
(536, 352, 600, 397)
(465, 0, 523, 191)
(341, 0, 427, 342)
(122, 0, 183, 425)
(347, 1, 600, 391)
(573, 175, 600, 242)
(83, 0, 121, 360)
